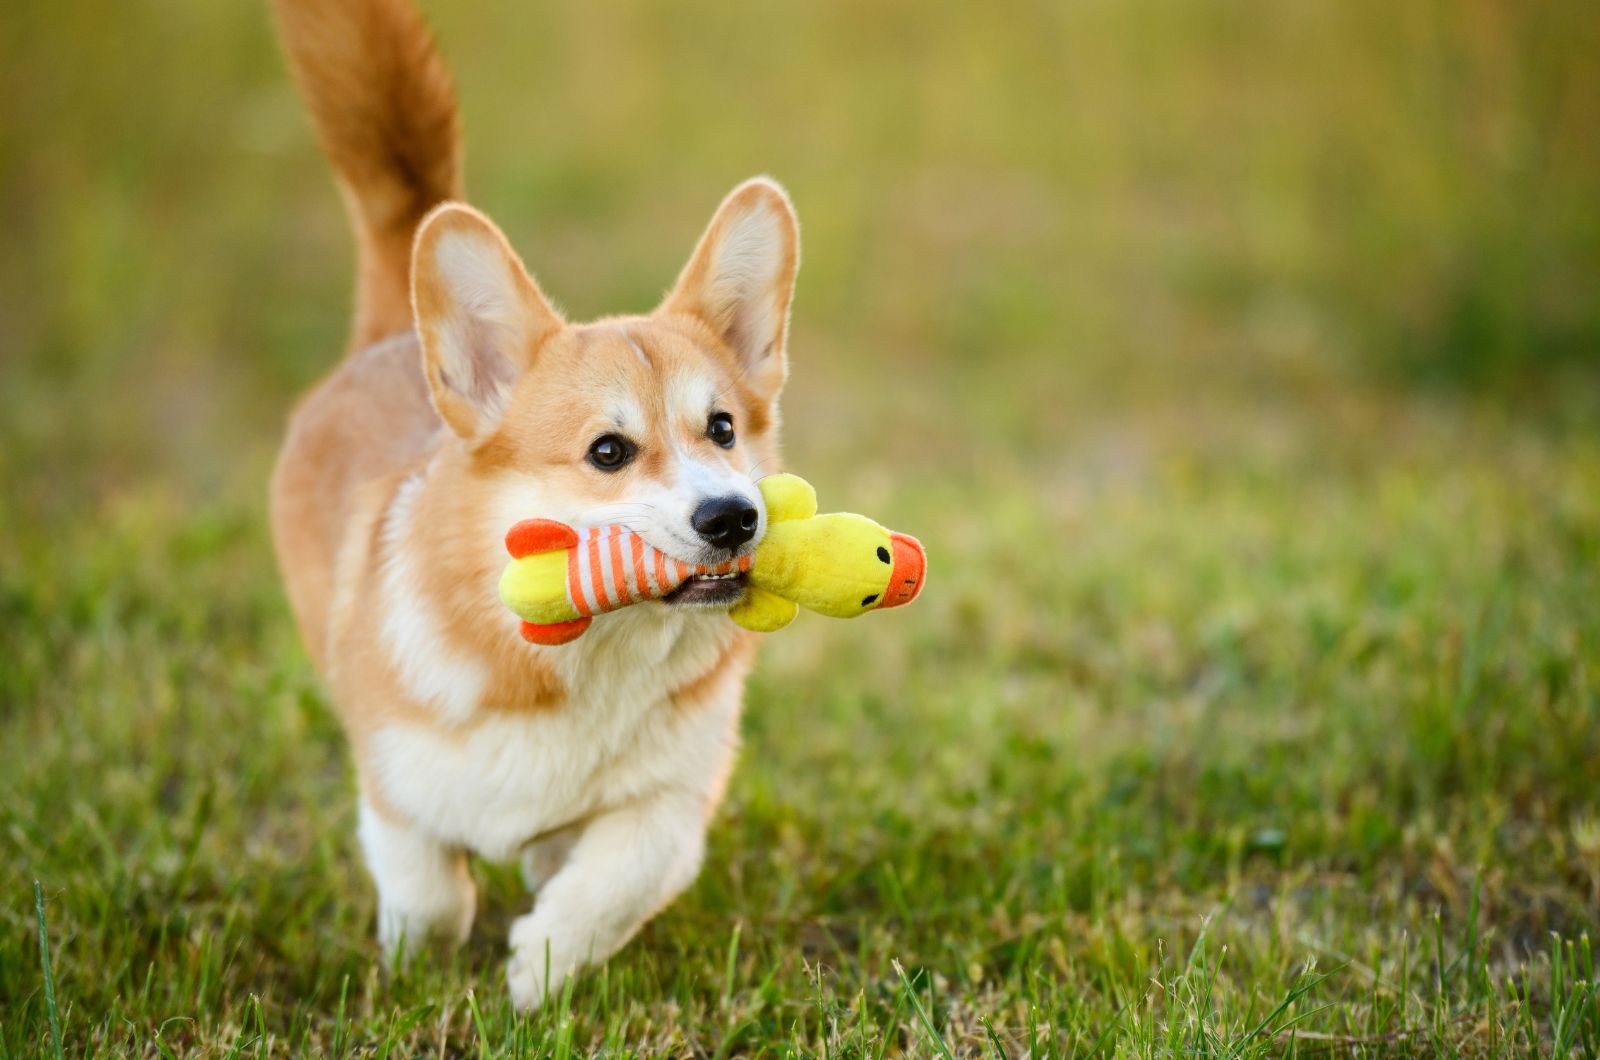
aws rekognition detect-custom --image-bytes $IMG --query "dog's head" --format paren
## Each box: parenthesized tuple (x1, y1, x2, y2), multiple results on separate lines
(411, 178, 798, 612)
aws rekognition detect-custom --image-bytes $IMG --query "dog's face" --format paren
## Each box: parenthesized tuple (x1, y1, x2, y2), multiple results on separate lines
(410, 179, 798, 612)
(483, 317, 778, 609)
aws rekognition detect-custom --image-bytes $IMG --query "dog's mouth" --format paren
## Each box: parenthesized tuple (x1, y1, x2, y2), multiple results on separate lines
(661, 570, 748, 608)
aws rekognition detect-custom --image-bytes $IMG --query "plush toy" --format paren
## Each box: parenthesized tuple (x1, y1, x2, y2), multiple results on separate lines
(498, 473, 926, 644)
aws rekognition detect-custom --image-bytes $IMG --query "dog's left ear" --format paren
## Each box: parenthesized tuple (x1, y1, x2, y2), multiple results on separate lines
(660, 177, 800, 403)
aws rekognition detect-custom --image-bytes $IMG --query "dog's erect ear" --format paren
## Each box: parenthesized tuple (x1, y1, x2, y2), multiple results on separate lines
(660, 177, 800, 403)
(412, 204, 563, 438)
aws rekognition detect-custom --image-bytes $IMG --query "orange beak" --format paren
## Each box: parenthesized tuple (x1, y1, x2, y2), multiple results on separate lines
(877, 532, 926, 609)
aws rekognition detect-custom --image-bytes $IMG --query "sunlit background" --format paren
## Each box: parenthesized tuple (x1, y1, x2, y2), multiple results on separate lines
(3, 0, 1598, 1054)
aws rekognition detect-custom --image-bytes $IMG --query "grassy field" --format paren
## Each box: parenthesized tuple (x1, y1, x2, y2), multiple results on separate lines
(3, 0, 1599, 1055)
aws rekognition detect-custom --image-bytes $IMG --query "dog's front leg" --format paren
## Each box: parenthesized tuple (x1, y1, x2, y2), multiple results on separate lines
(505, 791, 707, 1009)
(359, 797, 477, 961)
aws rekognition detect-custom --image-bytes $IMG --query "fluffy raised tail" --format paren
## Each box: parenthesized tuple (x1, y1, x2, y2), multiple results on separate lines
(272, 0, 462, 348)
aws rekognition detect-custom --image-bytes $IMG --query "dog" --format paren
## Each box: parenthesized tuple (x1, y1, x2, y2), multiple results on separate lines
(269, 0, 799, 1008)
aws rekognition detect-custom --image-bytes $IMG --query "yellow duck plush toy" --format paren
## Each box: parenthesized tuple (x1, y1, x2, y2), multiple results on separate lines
(497, 473, 926, 645)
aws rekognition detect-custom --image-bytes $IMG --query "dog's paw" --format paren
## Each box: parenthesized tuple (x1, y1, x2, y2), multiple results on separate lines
(505, 912, 579, 1011)
(504, 949, 549, 1012)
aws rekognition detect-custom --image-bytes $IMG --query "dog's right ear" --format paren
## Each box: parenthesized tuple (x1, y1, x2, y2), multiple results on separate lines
(411, 204, 563, 438)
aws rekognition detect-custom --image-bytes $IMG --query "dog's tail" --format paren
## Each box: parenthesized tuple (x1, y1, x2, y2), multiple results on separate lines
(273, 0, 461, 349)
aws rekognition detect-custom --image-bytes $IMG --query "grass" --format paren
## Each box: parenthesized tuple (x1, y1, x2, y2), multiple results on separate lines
(3, 0, 1599, 1055)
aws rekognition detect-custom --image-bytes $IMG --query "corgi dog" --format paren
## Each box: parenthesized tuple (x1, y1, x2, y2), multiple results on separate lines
(268, 0, 799, 1008)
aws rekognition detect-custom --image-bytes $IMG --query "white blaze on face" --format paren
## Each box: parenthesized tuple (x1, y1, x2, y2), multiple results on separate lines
(493, 357, 765, 570)
(619, 327, 651, 369)
(657, 368, 764, 559)
(580, 367, 764, 565)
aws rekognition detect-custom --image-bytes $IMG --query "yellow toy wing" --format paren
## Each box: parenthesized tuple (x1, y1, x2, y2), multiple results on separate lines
(728, 586, 800, 632)
(758, 473, 817, 522)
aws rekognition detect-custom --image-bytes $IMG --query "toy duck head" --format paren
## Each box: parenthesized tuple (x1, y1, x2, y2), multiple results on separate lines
(872, 531, 926, 610)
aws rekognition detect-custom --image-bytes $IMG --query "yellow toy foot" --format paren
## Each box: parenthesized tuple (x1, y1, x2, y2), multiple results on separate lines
(728, 586, 799, 633)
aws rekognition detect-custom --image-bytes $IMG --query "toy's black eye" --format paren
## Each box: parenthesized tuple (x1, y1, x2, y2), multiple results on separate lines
(862, 594, 879, 607)
(877, 547, 891, 564)
(707, 412, 736, 448)
(588, 434, 635, 471)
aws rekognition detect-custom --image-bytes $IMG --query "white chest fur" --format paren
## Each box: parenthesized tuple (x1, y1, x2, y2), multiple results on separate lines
(370, 603, 743, 860)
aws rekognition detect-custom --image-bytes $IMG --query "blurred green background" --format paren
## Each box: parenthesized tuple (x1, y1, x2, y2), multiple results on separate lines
(3, 0, 1598, 1054)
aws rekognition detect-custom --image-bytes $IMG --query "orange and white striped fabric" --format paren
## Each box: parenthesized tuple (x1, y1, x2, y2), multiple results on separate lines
(565, 525, 753, 617)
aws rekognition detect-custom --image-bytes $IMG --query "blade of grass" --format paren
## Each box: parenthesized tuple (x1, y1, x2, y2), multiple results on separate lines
(722, 921, 742, 1004)
(1236, 959, 1344, 1050)
(34, 881, 65, 1060)
(981, 1015, 1009, 1060)
(466, 989, 491, 1060)
(891, 959, 955, 1060)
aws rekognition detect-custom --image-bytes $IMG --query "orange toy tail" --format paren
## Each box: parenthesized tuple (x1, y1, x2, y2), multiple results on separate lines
(519, 617, 593, 645)
(505, 519, 580, 559)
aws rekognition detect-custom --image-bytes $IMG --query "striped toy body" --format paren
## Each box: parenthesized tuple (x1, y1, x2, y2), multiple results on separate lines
(565, 525, 751, 618)
(498, 519, 752, 645)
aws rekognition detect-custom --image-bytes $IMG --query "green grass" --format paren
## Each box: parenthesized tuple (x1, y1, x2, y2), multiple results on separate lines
(3, 0, 1599, 1055)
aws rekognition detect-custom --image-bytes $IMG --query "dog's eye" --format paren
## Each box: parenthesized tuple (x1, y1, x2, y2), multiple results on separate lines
(707, 412, 735, 448)
(587, 434, 635, 471)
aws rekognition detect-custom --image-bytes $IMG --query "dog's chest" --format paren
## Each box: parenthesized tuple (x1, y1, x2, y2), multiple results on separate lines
(368, 607, 742, 860)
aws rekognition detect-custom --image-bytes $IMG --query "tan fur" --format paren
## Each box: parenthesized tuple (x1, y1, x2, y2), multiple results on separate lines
(271, 336, 435, 670)
(273, 0, 461, 349)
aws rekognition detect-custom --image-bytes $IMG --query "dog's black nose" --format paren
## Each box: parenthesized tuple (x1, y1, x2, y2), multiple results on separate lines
(692, 496, 759, 551)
